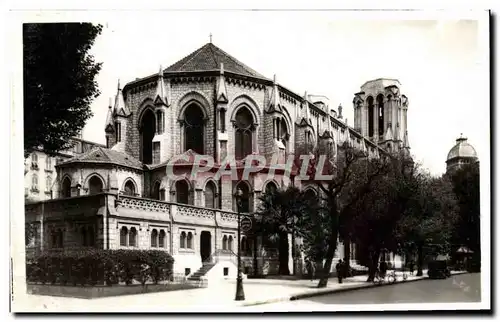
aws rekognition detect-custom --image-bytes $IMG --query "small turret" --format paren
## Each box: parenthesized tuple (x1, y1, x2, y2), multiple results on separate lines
(105, 97, 114, 133)
(216, 63, 228, 103)
(114, 80, 130, 117)
(154, 65, 169, 107)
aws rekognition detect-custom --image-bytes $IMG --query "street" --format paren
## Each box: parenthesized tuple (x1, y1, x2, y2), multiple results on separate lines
(253, 273, 481, 310)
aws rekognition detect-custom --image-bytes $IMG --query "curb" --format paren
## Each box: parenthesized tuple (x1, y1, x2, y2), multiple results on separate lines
(243, 271, 468, 306)
(290, 276, 429, 301)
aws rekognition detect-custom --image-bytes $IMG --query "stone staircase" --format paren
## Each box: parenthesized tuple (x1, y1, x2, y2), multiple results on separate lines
(187, 262, 216, 281)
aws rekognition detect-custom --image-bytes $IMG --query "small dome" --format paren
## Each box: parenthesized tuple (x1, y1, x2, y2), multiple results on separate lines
(447, 135, 477, 161)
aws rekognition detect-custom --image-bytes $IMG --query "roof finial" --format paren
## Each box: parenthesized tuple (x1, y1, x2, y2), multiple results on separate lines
(209, 33, 212, 44)
(108, 97, 112, 109)
(158, 65, 163, 76)
(273, 74, 277, 84)
(117, 79, 121, 91)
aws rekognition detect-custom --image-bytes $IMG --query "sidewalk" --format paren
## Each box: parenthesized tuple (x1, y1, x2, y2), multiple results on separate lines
(16, 270, 467, 312)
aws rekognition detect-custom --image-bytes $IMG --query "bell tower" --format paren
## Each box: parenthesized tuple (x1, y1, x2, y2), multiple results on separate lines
(353, 78, 410, 153)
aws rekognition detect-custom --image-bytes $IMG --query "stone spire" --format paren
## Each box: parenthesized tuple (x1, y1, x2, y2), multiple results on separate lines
(268, 74, 281, 112)
(105, 97, 114, 133)
(403, 130, 410, 148)
(114, 80, 130, 116)
(216, 63, 228, 103)
(154, 65, 169, 106)
(338, 104, 343, 119)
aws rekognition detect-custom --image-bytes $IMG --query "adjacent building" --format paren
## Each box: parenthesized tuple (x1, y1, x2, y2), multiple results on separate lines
(24, 136, 105, 202)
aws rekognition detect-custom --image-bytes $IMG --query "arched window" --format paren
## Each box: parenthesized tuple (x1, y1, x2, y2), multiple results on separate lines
(61, 177, 71, 198)
(187, 232, 193, 249)
(156, 110, 165, 134)
(32, 174, 38, 190)
(129, 227, 137, 247)
(123, 180, 136, 196)
(180, 232, 186, 248)
(279, 118, 288, 149)
(265, 181, 278, 196)
(88, 176, 103, 195)
(32, 152, 38, 163)
(304, 189, 318, 207)
(140, 109, 156, 164)
(235, 181, 251, 213)
(120, 227, 128, 246)
(222, 235, 228, 250)
(46, 175, 52, 192)
(184, 104, 205, 154)
(152, 181, 161, 200)
(57, 229, 64, 248)
(377, 94, 384, 136)
(80, 227, 87, 246)
(87, 226, 95, 247)
(234, 107, 254, 159)
(159, 230, 166, 248)
(228, 235, 234, 251)
(176, 180, 190, 205)
(204, 181, 217, 209)
(151, 229, 158, 247)
(367, 96, 374, 137)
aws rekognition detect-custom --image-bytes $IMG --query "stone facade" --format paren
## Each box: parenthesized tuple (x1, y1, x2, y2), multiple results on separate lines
(25, 42, 412, 278)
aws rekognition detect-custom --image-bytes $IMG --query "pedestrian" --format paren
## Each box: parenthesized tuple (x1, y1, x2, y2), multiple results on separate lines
(342, 258, 349, 279)
(336, 259, 343, 284)
(409, 260, 415, 275)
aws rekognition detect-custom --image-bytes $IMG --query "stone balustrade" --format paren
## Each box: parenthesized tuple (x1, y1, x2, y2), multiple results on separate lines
(26, 193, 242, 229)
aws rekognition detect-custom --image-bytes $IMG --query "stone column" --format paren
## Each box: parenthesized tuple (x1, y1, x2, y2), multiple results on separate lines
(195, 188, 203, 207)
(362, 104, 367, 137)
(392, 98, 398, 141)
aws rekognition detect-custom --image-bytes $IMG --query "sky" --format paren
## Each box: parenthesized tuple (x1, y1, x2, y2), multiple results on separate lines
(81, 10, 489, 176)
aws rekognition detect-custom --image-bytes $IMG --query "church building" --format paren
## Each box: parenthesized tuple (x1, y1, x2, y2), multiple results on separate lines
(25, 42, 411, 280)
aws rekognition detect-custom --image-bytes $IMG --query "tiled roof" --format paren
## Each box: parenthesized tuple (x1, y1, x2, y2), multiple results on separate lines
(58, 147, 144, 170)
(165, 43, 267, 79)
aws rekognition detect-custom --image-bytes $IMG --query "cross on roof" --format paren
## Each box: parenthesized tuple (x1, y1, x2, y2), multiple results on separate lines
(209, 33, 212, 43)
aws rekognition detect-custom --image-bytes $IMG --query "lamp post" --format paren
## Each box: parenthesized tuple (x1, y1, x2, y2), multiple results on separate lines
(234, 188, 245, 301)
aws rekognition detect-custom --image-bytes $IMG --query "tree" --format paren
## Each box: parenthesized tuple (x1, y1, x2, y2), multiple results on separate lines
(310, 142, 388, 288)
(349, 152, 414, 281)
(449, 163, 480, 270)
(24, 23, 103, 158)
(297, 189, 328, 269)
(256, 186, 309, 275)
(396, 170, 459, 276)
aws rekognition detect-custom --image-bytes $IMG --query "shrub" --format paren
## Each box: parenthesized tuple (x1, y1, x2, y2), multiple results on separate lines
(26, 249, 174, 286)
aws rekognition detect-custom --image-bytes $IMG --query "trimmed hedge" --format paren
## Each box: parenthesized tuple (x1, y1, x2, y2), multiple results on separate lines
(26, 249, 174, 286)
